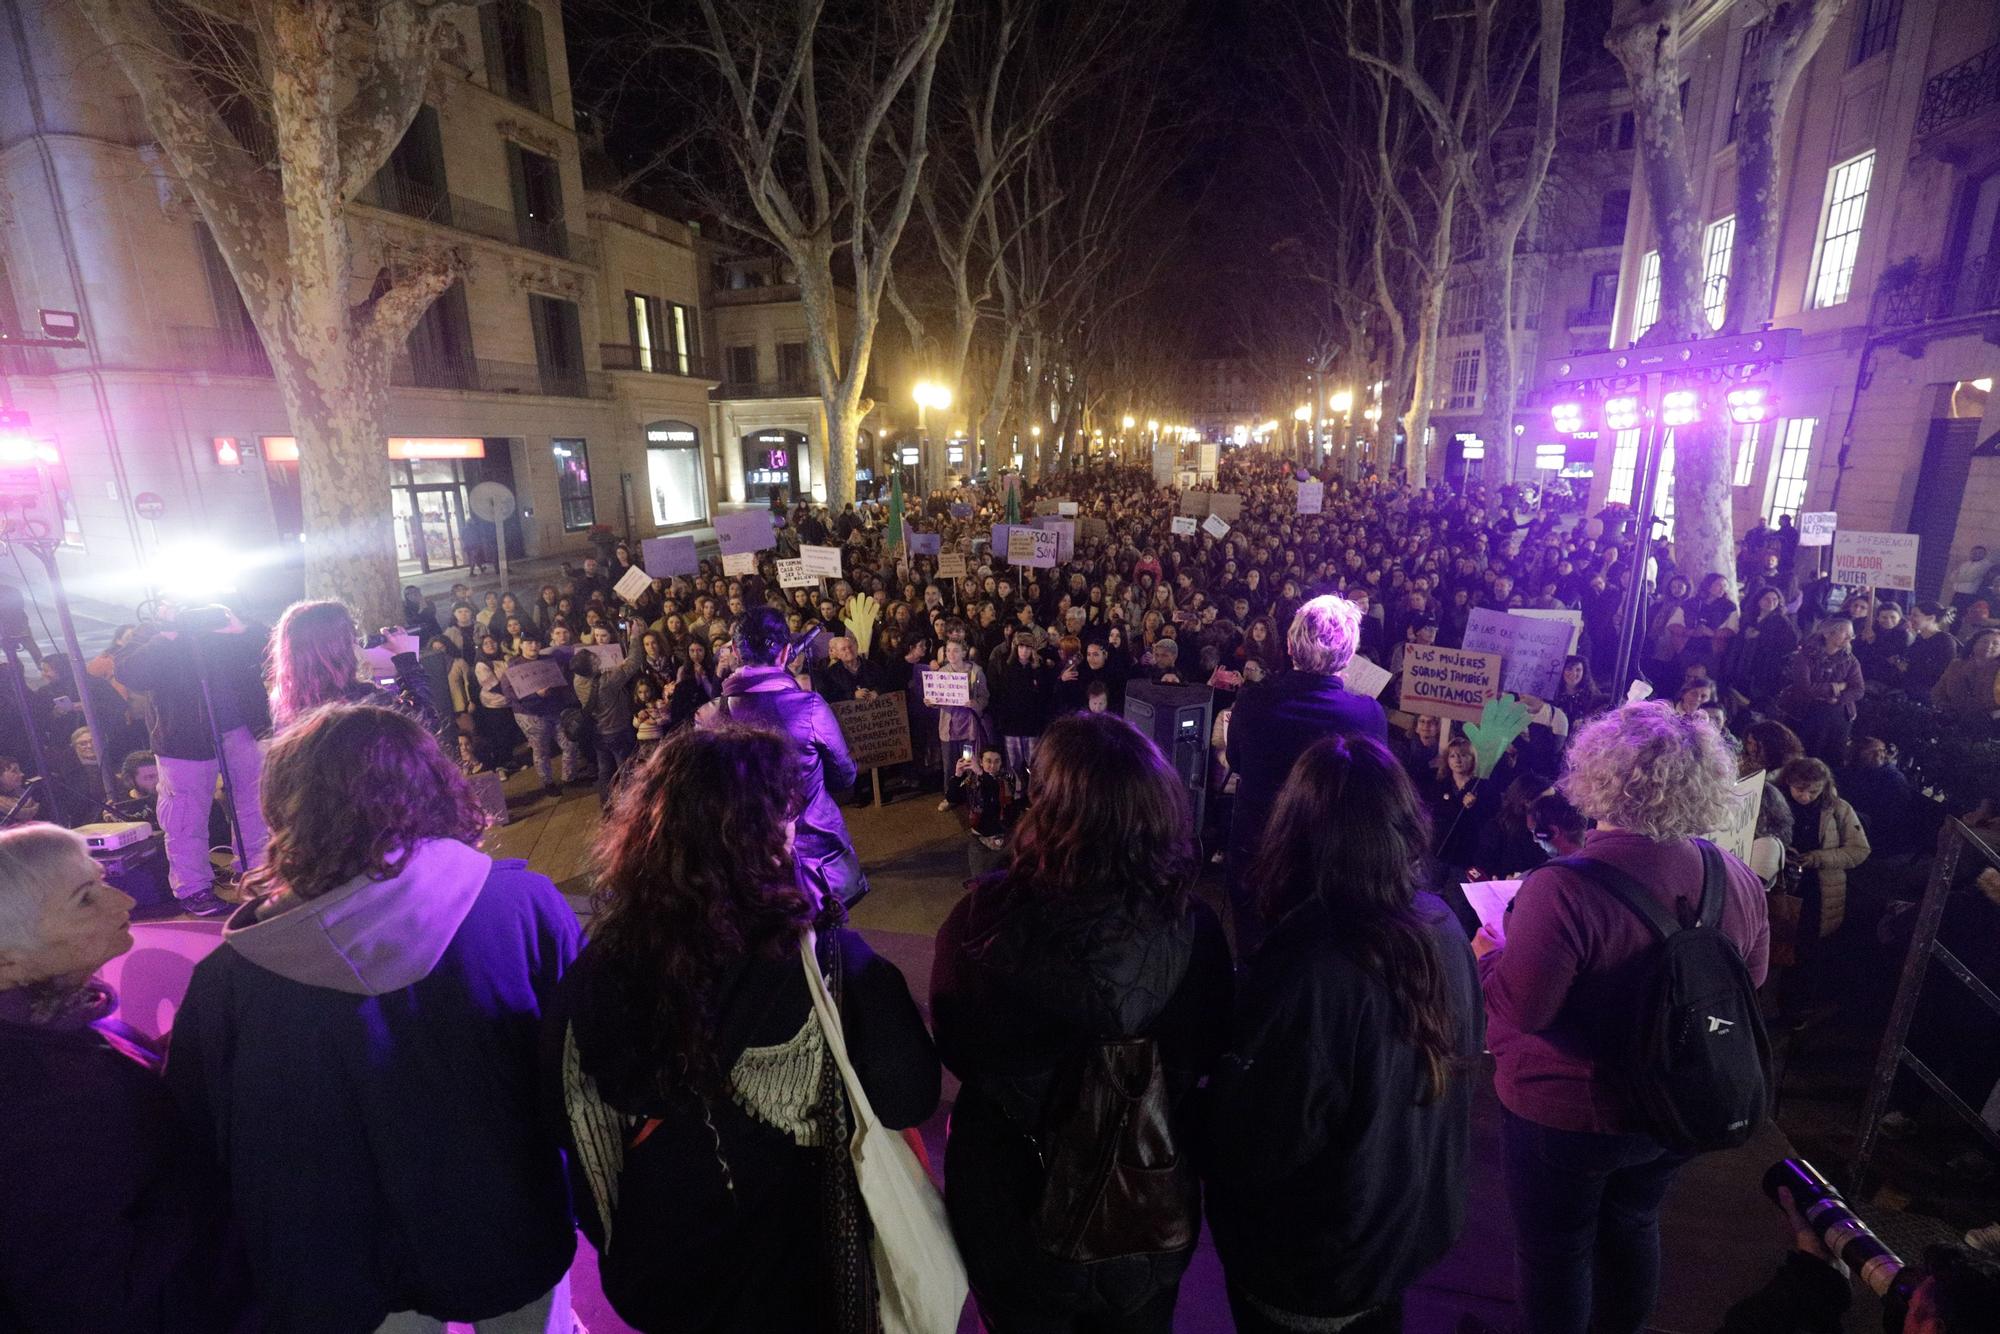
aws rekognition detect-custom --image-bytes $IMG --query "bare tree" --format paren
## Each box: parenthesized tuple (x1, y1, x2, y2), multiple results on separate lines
(77, 0, 467, 621)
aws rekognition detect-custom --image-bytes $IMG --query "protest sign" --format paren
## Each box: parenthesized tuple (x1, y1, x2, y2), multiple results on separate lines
(579, 642, 624, 671)
(1170, 516, 1198, 536)
(1832, 530, 1918, 591)
(1401, 644, 1503, 723)
(907, 531, 941, 557)
(1207, 492, 1243, 522)
(990, 523, 1016, 553)
(1707, 771, 1765, 864)
(1462, 608, 1573, 699)
(776, 558, 815, 589)
(1057, 500, 1079, 517)
(949, 502, 973, 519)
(1081, 516, 1108, 541)
(612, 566, 653, 604)
(1178, 493, 1211, 517)
(1341, 655, 1393, 700)
(1008, 528, 1060, 568)
(922, 669, 971, 708)
(1799, 512, 1837, 548)
(937, 552, 968, 579)
(1513, 607, 1584, 655)
(832, 691, 913, 769)
(713, 510, 774, 556)
(1295, 479, 1324, 515)
(641, 535, 699, 577)
(721, 551, 757, 576)
(1198, 442, 1219, 480)
(799, 544, 844, 579)
(1032, 516, 1076, 561)
(502, 657, 565, 698)
(1201, 513, 1230, 540)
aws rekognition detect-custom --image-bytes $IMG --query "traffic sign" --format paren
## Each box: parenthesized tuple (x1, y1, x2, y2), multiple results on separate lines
(134, 492, 166, 521)
(469, 481, 516, 522)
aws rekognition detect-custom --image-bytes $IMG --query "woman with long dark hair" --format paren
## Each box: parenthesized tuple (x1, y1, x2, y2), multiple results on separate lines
(931, 713, 1232, 1334)
(267, 599, 430, 734)
(547, 726, 938, 1334)
(1206, 734, 1483, 1334)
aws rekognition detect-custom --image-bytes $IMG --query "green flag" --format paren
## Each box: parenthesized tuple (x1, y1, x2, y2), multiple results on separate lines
(1004, 473, 1021, 525)
(887, 471, 905, 551)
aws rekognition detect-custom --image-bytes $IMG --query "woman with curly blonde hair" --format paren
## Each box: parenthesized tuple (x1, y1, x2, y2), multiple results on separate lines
(1472, 701, 1769, 1334)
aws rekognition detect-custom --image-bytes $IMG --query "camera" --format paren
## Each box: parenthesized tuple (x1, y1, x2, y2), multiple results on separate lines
(170, 604, 233, 634)
(1763, 1158, 1925, 1331)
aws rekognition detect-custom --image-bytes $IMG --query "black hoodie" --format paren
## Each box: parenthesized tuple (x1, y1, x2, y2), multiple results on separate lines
(930, 875, 1232, 1312)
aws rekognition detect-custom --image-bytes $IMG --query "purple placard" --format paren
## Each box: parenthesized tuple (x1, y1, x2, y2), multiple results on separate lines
(990, 523, 1013, 554)
(907, 531, 942, 556)
(713, 510, 774, 556)
(949, 502, 973, 519)
(641, 534, 699, 577)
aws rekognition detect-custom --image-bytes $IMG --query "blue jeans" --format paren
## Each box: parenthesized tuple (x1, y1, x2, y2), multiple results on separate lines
(1500, 1108, 1690, 1334)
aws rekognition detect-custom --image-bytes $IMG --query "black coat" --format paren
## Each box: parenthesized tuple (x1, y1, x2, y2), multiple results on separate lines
(1203, 892, 1483, 1316)
(988, 658, 1053, 737)
(114, 625, 272, 760)
(931, 877, 1233, 1317)
(1225, 671, 1389, 875)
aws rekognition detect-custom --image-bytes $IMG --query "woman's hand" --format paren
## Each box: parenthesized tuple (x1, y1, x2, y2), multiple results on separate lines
(1470, 925, 1502, 959)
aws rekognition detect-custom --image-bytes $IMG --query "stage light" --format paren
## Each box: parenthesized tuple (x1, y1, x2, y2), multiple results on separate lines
(1603, 394, 1643, 431)
(1551, 400, 1588, 435)
(1661, 388, 1702, 427)
(1726, 383, 1773, 425)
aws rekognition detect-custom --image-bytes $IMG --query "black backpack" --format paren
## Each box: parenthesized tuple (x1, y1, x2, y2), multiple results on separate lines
(1029, 1038, 1199, 1264)
(1555, 840, 1770, 1152)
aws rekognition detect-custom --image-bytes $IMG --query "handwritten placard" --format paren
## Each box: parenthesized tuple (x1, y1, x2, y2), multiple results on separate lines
(714, 510, 775, 556)
(1170, 516, 1198, 536)
(503, 656, 566, 698)
(799, 544, 844, 579)
(1032, 517, 1075, 561)
(1706, 771, 1766, 865)
(613, 566, 653, 603)
(1295, 479, 1324, 515)
(1201, 513, 1230, 540)
(1401, 644, 1503, 723)
(907, 531, 941, 557)
(1007, 528, 1060, 568)
(1513, 607, 1584, 655)
(721, 550, 757, 576)
(922, 669, 972, 707)
(1462, 608, 1574, 699)
(641, 535, 699, 578)
(1178, 493, 1211, 518)
(1799, 512, 1837, 548)
(1832, 530, 1918, 590)
(1207, 492, 1242, 522)
(832, 691, 913, 769)
(577, 642, 624, 672)
(1057, 500, 1079, 517)
(776, 558, 815, 589)
(937, 552, 968, 579)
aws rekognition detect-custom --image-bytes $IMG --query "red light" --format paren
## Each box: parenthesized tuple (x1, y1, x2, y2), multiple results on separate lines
(213, 437, 242, 468)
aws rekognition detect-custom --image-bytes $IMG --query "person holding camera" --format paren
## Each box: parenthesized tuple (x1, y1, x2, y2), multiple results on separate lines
(944, 744, 1020, 879)
(114, 605, 271, 918)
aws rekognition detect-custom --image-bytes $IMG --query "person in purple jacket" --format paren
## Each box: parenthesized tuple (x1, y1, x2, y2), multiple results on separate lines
(1473, 702, 1770, 1334)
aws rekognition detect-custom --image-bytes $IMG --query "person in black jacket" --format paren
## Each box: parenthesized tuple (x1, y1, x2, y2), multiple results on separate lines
(1207, 732, 1484, 1334)
(547, 725, 937, 1334)
(1225, 594, 1389, 958)
(0, 823, 252, 1331)
(932, 713, 1233, 1334)
(989, 636, 1053, 772)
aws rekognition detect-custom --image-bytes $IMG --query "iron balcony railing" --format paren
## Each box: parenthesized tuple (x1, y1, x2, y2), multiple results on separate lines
(1871, 253, 2000, 330)
(358, 177, 597, 267)
(599, 342, 714, 378)
(167, 323, 273, 377)
(1917, 40, 2000, 139)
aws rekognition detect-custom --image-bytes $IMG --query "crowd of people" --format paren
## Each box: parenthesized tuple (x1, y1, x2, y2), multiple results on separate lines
(2, 451, 1998, 1334)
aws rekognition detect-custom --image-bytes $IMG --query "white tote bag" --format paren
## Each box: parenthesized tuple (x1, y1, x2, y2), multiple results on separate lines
(800, 929, 969, 1333)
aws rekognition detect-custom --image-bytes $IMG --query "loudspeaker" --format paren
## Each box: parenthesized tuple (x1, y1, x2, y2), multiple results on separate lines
(1121, 680, 1213, 835)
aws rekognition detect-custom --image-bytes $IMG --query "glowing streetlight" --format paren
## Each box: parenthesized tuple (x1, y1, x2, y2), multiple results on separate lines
(1293, 404, 1311, 422)
(1030, 424, 1042, 438)
(1328, 388, 1354, 414)
(1121, 414, 1136, 430)
(912, 380, 952, 412)
(1145, 419, 1159, 435)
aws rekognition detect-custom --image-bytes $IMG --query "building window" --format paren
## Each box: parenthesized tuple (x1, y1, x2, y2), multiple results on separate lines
(1764, 417, 1817, 522)
(1727, 25, 1767, 145)
(1447, 349, 1480, 411)
(505, 143, 566, 259)
(1702, 215, 1736, 329)
(372, 104, 451, 223)
(777, 340, 810, 386)
(1810, 151, 1875, 309)
(1445, 281, 1482, 336)
(1587, 269, 1619, 317)
(1517, 267, 1544, 330)
(1657, 433, 1677, 537)
(1853, 0, 1901, 65)
(1598, 190, 1630, 247)
(481, 0, 552, 115)
(1634, 250, 1662, 339)
(628, 293, 660, 372)
(668, 301, 698, 374)
(406, 279, 476, 390)
(726, 345, 758, 385)
(1608, 427, 1641, 505)
(552, 438, 594, 530)
(1733, 420, 1764, 487)
(527, 293, 585, 397)
(646, 421, 707, 527)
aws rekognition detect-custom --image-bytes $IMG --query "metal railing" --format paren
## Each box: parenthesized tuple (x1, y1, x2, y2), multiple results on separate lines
(598, 342, 713, 378)
(1917, 40, 2000, 139)
(357, 178, 597, 267)
(1567, 304, 1615, 329)
(474, 358, 608, 399)
(1871, 253, 2000, 330)
(714, 377, 819, 400)
(166, 323, 273, 377)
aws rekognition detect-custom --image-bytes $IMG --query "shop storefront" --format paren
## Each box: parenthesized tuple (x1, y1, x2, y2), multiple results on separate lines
(261, 435, 486, 575)
(741, 429, 809, 504)
(645, 420, 708, 527)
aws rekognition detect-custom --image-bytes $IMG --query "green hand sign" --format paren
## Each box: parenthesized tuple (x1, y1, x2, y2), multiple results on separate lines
(1465, 695, 1530, 779)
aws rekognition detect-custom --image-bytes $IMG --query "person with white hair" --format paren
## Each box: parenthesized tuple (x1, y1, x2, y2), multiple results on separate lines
(0, 823, 248, 1329)
(1223, 594, 1389, 959)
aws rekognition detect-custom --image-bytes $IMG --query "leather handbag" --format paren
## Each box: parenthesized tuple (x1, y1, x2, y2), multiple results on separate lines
(800, 929, 967, 1334)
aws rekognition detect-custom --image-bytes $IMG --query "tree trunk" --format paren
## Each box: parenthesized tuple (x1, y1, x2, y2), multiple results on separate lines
(273, 350, 401, 623)
(1479, 246, 1520, 480)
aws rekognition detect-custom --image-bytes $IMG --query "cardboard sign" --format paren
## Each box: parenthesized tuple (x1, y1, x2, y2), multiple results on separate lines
(1057, 501, 1079, 517)
(641, 535, 699, 577)
(776, 558, 816, 589)
(1008, 528, 1060, 568)
(937, 552, 968, 579)
(799, 544, 844, 579)
(714, 510, 775, 556)
(721, 550, 757, 576)
(1707, 771, 1766, 865)
(1295, 479, 1324, 515)
(613, 566, 653, 604)
(577, 641, 624, 671)
(832, 691, 914, 769)
(503, 656, 566, 698)
(1081, 516, 1108, 542)
(1178, 493, 1211, 518)
(907, 531, 941, 557)
(1401, 644, 1503, 723)
(1034, 499, 1064, 517)
(1462, 608, 1574, 699)
(1799, 512, 1837, 548)
(1171, 516, 1198, 536)
(1201, 513, 1230, 540)
(922, 669, 972, 707)
(1341, 655, 1393, 700)
(1832, 530, 1918, 590)
(1512, 607, 1584, 656)
(1207, 492, 1243, 522)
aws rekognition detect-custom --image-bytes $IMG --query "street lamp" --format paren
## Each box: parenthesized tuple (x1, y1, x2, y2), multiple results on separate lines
(913, 380, 952, 490)
(1328, 389, 1354, 414)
